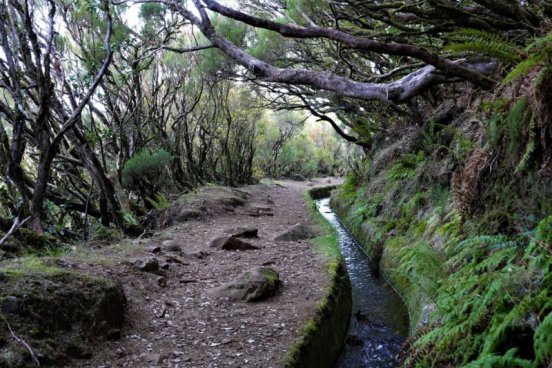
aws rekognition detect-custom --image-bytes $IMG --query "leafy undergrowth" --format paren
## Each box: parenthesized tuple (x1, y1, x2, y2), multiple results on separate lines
(336, 167, 551, 367)
(333, 94, 552, 367)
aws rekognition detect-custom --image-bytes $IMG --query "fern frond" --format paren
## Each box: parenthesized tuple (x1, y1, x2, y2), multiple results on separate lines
(455, 234, 509, 252)
(515, 112, 537, 174)
(464, 348, 533, 368)
(446, 29, 523, 63)
(534, 311, 552, 366)
(146, 193, 171, 210)
(524, 30, 552, 53)
(502, 53, 547, 85)
(502, 30, 552, 86)
(534, 65, 552, 88)
(121, 210, 139, 226)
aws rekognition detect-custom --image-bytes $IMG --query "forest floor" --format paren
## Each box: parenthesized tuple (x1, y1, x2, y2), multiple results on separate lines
(65, 178, 342, 368)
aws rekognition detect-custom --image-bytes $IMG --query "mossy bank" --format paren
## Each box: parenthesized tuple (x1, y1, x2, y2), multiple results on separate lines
(283, 187, 351, 368)
(331, 88, 552, 366)
(0, 258, 126, 367)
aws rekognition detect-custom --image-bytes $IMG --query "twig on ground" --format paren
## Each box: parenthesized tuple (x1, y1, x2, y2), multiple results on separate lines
(1, 314, 40, 366)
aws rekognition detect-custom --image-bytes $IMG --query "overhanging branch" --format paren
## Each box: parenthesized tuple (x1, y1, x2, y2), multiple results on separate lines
(200, 0, 496, 89)
(166, 0, 498, 104)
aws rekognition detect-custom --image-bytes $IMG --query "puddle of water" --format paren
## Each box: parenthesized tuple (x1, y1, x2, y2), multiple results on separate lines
(316, 198, 409, 368)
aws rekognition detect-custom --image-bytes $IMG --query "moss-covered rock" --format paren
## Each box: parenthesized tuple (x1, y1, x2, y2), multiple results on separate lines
(308, 185, 338, 200)
(205, 266, 280, 302)
(273, 222, 318, 242)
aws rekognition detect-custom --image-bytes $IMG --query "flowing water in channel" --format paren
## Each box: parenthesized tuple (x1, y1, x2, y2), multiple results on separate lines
(316, 198, 410, 368)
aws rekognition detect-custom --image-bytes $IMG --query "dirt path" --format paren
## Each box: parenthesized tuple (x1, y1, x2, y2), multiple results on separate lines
(74, 178, 341, 368)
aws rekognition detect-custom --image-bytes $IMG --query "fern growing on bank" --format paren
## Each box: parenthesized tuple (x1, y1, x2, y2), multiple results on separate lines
(405, 216, 552, 367)
(515, 112, 537, 173)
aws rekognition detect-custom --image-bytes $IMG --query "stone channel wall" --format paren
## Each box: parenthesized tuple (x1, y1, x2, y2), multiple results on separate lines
(283, 186, 351, 368)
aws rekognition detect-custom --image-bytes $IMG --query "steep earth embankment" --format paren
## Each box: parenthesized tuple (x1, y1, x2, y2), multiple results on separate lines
(332, 88, 552, 367)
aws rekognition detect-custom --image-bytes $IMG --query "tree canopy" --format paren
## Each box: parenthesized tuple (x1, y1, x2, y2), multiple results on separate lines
(0, 0, 550, 240)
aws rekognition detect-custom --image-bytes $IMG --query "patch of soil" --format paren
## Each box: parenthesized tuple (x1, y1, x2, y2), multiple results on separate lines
(67, 178, 342, 368)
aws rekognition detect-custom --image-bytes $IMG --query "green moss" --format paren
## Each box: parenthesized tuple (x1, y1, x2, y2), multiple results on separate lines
(308, 185, 338, 200)
(0, 257, 116, 290)
(17, 228, 57, 248)
(259, 267, 279, 284)
(284, 260, 351, 368)
(302, 190, 341, 260)
(2, 257, 66, 278)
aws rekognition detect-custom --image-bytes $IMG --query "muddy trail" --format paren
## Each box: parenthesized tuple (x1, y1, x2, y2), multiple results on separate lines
(61, 179, 342, 368)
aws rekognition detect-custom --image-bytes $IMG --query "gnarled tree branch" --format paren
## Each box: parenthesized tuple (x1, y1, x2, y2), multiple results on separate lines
(152, 0, 497, 104)
(199, 0, 496, 88)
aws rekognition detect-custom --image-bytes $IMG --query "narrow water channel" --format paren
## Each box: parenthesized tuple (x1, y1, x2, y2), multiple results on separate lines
(316, 198, 410, 368)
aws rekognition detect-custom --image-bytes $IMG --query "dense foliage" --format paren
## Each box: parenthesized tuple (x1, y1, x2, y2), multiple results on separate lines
(0, 0, 551, 366)
(332, 60, 552, 364)
(121, 149, 171, 203)
(0, 0, 351, 247)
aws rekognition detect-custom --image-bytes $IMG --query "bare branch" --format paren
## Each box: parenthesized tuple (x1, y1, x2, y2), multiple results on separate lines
(51, 1, 113, 148)
(0, 216, 31, 247)
(1, 314, 40, 366)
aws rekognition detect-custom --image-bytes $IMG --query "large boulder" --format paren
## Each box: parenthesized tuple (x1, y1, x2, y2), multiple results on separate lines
(205, 266, 280, 302)
(273, 223, 318, 241)
(0, 262, 126, 366)
(210, 235, 259, 251)
(247, 204, 274, 217)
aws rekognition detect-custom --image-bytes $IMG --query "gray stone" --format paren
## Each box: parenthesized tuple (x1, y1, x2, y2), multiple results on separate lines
(157, 276, 168, 288)
(147, 245, 161, 254)
(176, 209, 202, 222)
(248, 204, 274, 217)
(206, 267, 280, 302)
(144, 353, 167, 365)
(161, 240, 182, 252)
(210, 235, 259, 251)
(133, 258, 159, 273)
(223, 196, 246, 206)
(1, 295, 21, 314)
(273, 222, 318, 241)
(417, 303, 436, 329)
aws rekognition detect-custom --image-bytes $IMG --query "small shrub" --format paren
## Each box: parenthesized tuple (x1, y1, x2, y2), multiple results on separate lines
(122, 149, 171, 201)
(89, 224, 123, 242)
